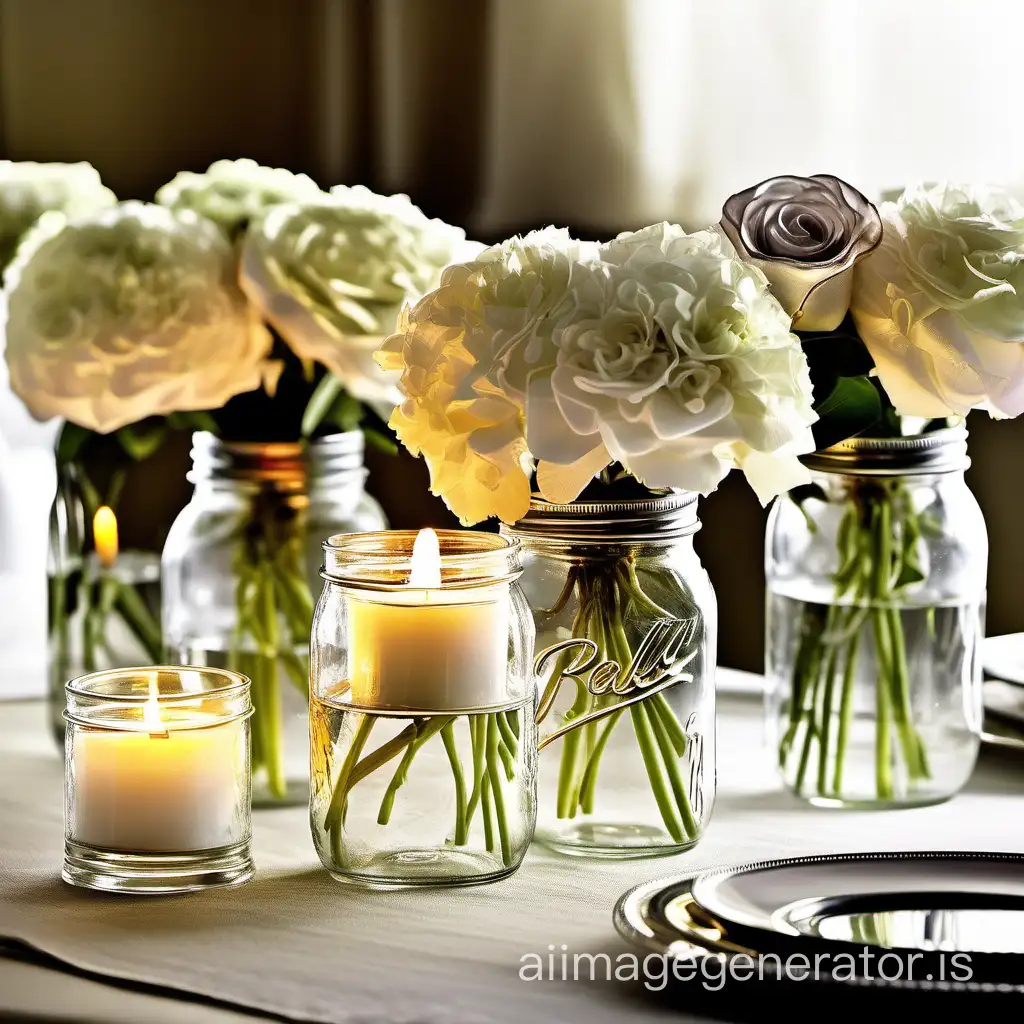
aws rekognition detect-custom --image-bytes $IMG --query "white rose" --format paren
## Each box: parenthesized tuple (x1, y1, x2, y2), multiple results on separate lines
(851, 183, 1024, 418)
(3, 202, 272, 433)
(0, 161, 115, 272)
(242, 185, 476, 405)
(523, 227, 818, 503)
(156, 158, 322, 239)
(720, 175, 881, 331)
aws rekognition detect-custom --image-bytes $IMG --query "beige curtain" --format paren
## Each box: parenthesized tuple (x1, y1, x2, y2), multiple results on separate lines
(3, 0, 1023, 232)
(2, 0, 1023, 685)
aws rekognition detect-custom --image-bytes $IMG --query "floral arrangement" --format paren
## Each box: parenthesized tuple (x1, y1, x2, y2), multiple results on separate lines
(379, 174, 1024, 822)
(1, 158, 471, 800)
(729, 176, 1024, 804)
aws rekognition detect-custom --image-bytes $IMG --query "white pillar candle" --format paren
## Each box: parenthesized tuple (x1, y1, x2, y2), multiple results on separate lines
(347, 529, 509, 711)
(70, 686, 247, 853)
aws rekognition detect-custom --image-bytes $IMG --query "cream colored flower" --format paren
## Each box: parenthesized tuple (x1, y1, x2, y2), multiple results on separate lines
(3, 202, 272, 433)
(156, 158, 322, 239)
(721, 175, 881, 332)
(525, 226, 818, 503)
(377, 268, 534, 526)
(851, 184, 1024, 418)
(379, 224, 818, 524)
(242, 185, 475, 405)
(0, 161, 115, 271)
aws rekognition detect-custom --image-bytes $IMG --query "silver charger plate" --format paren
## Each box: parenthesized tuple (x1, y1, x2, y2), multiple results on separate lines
(983, 679, 1024, 751)
(615, 852, 1024, 991)
(983, 634, 1024, 686)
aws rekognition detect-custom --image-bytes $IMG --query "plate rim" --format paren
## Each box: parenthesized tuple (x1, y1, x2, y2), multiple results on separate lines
(615, 851, 1024, 993)
(691, 850, 1024, 934)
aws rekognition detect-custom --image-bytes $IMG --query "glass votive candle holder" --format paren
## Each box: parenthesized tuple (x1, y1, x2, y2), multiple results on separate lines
(63, 666, 254, 894)
(310, 529, 537, 888)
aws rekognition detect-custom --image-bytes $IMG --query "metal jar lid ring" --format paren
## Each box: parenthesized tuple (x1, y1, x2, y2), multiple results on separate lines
(509, 491, 700, 543)
(799, 426, 970, 477)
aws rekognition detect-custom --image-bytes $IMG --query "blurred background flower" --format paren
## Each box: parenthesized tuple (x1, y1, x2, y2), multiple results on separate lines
(241, 186, 476, 404)
(3, 202, 271, 432)
(0, 160, 114, 273)
(155, 157, 322, 240)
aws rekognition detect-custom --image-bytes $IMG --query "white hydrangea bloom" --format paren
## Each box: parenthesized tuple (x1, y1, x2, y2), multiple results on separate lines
(156, 158, 322, 239)
(0, 161, 115, 272)
(378, 223, 818, 525)
(242, 185, 477, 404)
(4, 202, 272, 433)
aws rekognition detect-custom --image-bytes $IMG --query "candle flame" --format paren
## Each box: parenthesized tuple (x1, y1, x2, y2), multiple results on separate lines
(93, 505, 119, 568)
(143, 676, 164, 733)
(409, 528, 442, 588)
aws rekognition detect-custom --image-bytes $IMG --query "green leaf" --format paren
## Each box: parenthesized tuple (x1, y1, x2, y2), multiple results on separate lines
(55, 423, 92, 465)
(328, 393, 365, 434)
(167, 411, 219, 435)
(116, 422, 168, 462)
(301, 374, 345, 437)
(185, 411, 219, 434)
(811, 375, 882, 450)
(363, 426, 399, 456)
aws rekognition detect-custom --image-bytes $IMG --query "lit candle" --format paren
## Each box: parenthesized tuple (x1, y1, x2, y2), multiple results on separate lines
(70, 673, 249, 853)
(93, 505, 119, 569)
(347, 529, 509, 710)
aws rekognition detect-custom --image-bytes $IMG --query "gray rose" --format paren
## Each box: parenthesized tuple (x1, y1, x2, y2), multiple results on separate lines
(721, 174, 882, 331)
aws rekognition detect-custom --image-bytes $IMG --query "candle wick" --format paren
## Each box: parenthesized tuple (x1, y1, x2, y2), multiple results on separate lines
(148, 730, 170, 740)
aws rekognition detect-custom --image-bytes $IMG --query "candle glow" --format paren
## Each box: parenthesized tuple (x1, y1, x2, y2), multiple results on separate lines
(93, 505, 119, 568)
(346, 529, 509, 711)
(409, 527, 442, 588)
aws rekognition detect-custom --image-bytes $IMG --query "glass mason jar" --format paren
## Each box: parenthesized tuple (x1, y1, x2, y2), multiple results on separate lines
(161, 431, 387, 806)
(504, 493, 717, 859)
(48, 459, 163, 745)
(310, 530, 537, 888)
(765, 427, 986, 808)
(63, 666, 254, 894)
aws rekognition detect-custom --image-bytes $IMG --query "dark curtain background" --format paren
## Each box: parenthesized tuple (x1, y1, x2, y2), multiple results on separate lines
(1, 0, 1022, 672)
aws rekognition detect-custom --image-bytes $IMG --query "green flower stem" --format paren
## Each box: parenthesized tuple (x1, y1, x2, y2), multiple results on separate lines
(504, 708, 521, 741)
(441, 722, 469, 844)
(630, 702, 685, 843)
(376, 716, 452, 824)
(481, 769, 496, 853)
(257, 565, 287, 799)
(779, 479, 935, 803)
(814, 641, 840, 796)
(578, 709, 623, 815)
(485, 714, 512, 867)
(873, 614, 894, 800)
(325, 714, 375, 837)
(377, 722, 427, 825)
(323, 710, 515, 864)
(466, 715, 490, 827)
(496, 710, 519, 758)
(50, 573, 69, 686)
(647, 697, 698, 840)
(651, 692, 688, 756)
(112, 577, 162, 662)
(549, 560, 698, 843)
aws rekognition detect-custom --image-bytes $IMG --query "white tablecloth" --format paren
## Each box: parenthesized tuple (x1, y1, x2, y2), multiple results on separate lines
(1, 671, 1021, 1023)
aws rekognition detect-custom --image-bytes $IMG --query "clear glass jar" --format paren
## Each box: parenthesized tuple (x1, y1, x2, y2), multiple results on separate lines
(765, 427, 986, 808)
(48, 458, 163, 745)
(505, 493, 717, 859)
(310, 530, 537, 888)
(63, 666, 254, 894)
(161, 431, 387, 806)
